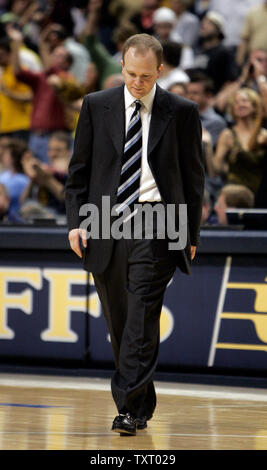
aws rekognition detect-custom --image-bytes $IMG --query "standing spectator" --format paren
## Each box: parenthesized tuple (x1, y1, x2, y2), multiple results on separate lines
(129, 0, 160, 35)
(190, 11, 239, 94)
(83, 0, 121, 90)
(39, 23, 91, 83)
(212, 88, 267, 195)
(237, 0, 267, 67)
(208, 0, 264, 51)
(0, 138, 29, 214)
(169, 0, 200, 49)
(186, 72, 226, 147)
(0, 36, 32, 141)
(9, 26, 84, 163)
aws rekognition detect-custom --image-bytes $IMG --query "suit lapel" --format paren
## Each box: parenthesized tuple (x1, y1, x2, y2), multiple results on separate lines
(148, 85, 174, 158)
(103, 85, 125, 158)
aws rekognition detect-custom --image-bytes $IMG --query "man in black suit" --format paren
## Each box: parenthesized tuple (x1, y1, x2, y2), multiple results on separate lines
(65, 34, 204, 436)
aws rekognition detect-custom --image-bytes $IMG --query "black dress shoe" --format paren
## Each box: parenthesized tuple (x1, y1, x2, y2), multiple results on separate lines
(136, 416, 147, 429)
(111, 413, 136, 436)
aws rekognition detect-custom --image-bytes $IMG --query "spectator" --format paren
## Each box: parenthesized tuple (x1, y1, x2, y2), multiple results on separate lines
(168, 81, 187, 97)
(152, 6, 194, 69)
(21, 132, 71, 215)
(212, 88, 267, 195)
(215, 48, 267, 120)
(0, 138, 29, 214)
(201, 188, 213, 224)
(190, 11, 239, 93)
(83, 0, 121, 90)
(214, 184, 255, 225)
(169, 0, 200, 49)
(9, 26, 84, 163)
(38, 23, 91, 83)
(129, 0, 160, 35)
(186, 72, 227, 147)
(237, 0, 267, 67)
(157, 40, 189, 90)
(111, 22, 139, 63)
(0, 36, 32, 142)
(0, 182, 23, 222)
(208, 0, 264, 51)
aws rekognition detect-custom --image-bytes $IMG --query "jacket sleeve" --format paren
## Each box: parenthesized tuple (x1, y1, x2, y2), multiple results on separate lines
(178, 103, 205, 247)
(65, 95, 92, 231)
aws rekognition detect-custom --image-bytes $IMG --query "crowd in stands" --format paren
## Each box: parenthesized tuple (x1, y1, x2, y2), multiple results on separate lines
(0, 0, 267, 227)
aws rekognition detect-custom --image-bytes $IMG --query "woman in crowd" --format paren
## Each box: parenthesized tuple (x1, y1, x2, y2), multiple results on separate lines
(212, 88, 267, 197)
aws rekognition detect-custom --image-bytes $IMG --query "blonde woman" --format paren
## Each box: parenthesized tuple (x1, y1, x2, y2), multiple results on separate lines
(212, 88, 267, 194)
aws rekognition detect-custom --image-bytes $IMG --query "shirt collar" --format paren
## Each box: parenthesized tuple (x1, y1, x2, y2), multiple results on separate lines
(124, 84, 156, 112)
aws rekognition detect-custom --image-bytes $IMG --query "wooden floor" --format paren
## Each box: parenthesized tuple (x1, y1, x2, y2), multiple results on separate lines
(0, 374, 267, 450)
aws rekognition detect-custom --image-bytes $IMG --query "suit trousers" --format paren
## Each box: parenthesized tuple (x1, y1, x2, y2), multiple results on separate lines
(92, 211, 176, 419)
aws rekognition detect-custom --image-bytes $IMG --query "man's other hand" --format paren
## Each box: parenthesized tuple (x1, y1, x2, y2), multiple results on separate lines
(191, 245, 196, 260)
(68, 228, 87, 258)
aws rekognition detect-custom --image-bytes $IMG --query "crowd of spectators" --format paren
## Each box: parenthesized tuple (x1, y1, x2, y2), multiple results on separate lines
(0, 0, 267, 227)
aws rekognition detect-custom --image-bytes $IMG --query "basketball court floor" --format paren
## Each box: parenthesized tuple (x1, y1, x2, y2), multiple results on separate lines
(0, 373, 267, 450)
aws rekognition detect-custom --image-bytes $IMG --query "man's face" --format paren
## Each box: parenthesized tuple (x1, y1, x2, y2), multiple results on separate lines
(186, 82, 208, 110)
(121, 47, 163, 99)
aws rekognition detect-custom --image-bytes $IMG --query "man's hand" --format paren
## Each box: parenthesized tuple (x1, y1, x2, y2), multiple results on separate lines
(68, 228, 87, 258)
(191, 245, 196, 260)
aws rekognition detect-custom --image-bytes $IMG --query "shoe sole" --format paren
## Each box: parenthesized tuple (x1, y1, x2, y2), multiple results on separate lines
(112, 427, 136, 436)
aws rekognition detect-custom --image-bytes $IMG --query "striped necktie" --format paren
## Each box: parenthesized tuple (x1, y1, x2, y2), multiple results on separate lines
(116, 100, 142, 216)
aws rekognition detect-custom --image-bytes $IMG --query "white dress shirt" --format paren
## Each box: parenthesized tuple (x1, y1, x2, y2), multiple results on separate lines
(124, 84, 161, 202)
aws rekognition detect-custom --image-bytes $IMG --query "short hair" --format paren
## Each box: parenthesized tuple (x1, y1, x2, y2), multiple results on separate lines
(168, 81, 187, 93)
(112, 23, 138, 46)
(186, 71, 214, 94)
(49, 131, 72, 150)
(122, 33, 163, 68)
(161, 40, 182, 68)
(221, 184, 255, 208)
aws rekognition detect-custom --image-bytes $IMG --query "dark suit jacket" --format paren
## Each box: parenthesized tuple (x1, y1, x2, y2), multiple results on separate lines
(65, 84, 205, 275)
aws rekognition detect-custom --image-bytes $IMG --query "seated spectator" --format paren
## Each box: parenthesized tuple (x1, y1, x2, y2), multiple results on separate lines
(169, 0, 200, 49)
(0, 36, 32, 142)
(8, 25, 84, 163)
(189, 11, 239, 93)
(152, 6, 194, 69)
(21, 132, 70, 215)
(0, 138, 29, 214)
(212, 88, 267, 195)
(157, 40, 189, 90)
(201, 188, 213, 225)
(19, 200, 57, 222)
(186, 72, 226, 147)
(168, 81, 187, 97)
(214, 184, 255, 225)
(0, 182, 23, 223)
